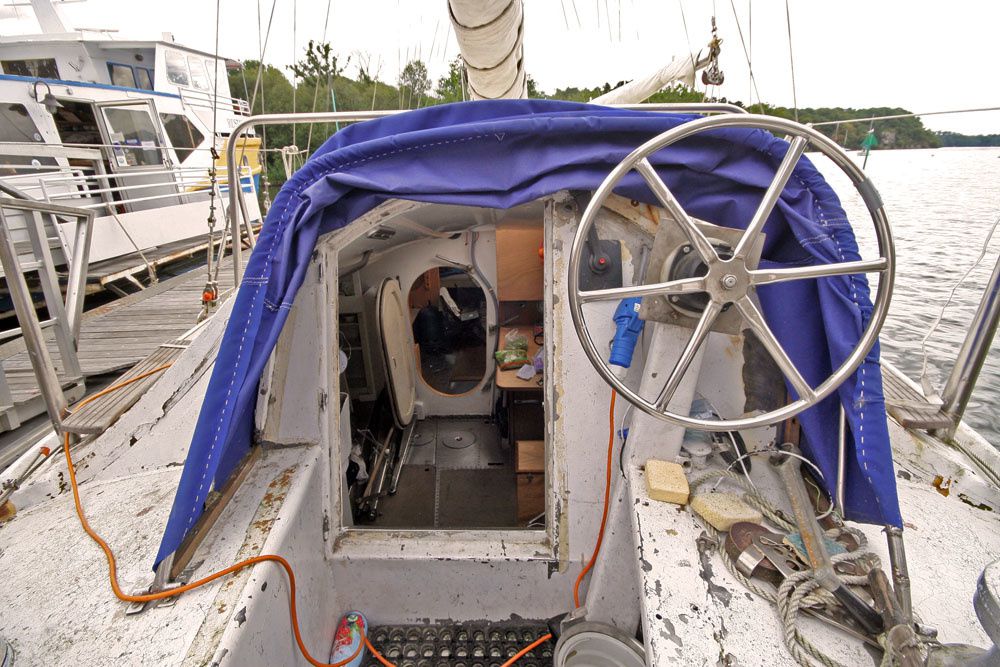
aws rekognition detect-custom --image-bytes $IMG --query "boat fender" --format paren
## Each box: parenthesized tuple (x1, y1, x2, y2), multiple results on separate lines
(329, 610, 367, 666)
(609, 298, 645, 368)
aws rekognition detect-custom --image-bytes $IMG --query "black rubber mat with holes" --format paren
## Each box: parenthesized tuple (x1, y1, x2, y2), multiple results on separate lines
(364, 622, 553, 667)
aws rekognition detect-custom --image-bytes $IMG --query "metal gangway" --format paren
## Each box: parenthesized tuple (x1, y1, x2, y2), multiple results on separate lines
(0, 195, 92, 430)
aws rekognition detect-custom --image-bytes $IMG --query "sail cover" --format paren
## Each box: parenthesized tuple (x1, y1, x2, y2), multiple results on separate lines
(154, 99, 901, 569)
(590, 54, 705, 105)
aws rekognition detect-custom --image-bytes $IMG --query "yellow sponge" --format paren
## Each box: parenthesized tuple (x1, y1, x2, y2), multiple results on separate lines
(645, 459, 689, 505)
(0, 499, 15, 523)
(690, 493, 762, 531)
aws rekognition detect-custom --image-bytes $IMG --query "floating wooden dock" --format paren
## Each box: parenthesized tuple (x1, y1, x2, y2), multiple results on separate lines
(0, 258, 239, 436)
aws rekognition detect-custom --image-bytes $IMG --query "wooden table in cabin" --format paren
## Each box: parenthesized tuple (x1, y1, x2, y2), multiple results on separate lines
(495, 328, 546, 525)
(496, 326, 542, 391)
(496, 326, 544, 450)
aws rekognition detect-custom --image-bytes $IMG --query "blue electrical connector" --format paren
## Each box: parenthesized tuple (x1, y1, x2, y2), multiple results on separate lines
(609, 297, 645, 368)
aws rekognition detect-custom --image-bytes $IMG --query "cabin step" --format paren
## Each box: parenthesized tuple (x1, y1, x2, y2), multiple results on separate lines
(365, 622, 553, 667)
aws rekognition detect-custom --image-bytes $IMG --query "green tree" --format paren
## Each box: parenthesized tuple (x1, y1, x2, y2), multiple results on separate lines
(646, 83, 706, 104)
(399, 59, 430, 108)
(228, 61, 295, 194)
(289, 40, 349, 83)
(355, 53, 377, 86)
(526, 74, 541, 98)
(435, 56, 466, 103)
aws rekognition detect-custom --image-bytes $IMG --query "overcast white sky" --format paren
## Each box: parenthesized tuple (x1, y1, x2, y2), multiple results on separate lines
(3, 0, 999, 133)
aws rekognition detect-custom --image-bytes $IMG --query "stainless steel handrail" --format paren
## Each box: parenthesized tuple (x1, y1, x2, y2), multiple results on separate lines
(3, 158, 252, 213)
(0, 141, 250, 155)
(0, 198, 94, 431)
(224, 102, 750, 284)
(935, 253, 1000, 439)
(10, 165, 250, 186)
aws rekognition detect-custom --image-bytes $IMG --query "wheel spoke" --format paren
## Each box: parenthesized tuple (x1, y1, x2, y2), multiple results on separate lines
(654, 300, 723, 410)
(735, 296, 815, 401)
(635, 158, 717, 263)
(733, 135, 809, 260)
(578, 276, 706, 304)
(749, 258, 888, 286)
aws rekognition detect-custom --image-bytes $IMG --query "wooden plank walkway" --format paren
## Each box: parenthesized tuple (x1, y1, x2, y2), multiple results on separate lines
(61, 341, 189, 435)
(883, 364, 952, 430)
(0, 257, 240, 427)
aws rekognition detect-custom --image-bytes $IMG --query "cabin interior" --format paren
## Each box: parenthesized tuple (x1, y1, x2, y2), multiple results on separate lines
(332, 199, 551, 532)
(268, 185, 781, 549)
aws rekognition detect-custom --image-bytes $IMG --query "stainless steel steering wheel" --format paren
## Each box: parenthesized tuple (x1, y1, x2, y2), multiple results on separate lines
(568, 114, 895, 430)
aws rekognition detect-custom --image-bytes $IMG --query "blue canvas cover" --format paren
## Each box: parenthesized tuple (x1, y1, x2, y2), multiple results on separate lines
(154, 100, 901, 569)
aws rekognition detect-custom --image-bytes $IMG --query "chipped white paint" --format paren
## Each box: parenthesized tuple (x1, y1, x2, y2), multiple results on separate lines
(630, 456, 1000, 665)
(0, 443, 311, 665)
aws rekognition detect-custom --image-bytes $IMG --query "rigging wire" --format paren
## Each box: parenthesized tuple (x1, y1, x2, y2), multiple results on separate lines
(200, 0, 223, 319)
(918, 211, 1000, 398)
(783, 0, 799, 122)
(727, 0, 765, 114)
(748, 0, 752, 107)
(675, 0, 698, 84)
(291, 0, 297, 148)
(810, 106, 1000, 127)
(250, 0, 279, 113)
(306, 0, 335, 155)
(253, 0, 277, 213)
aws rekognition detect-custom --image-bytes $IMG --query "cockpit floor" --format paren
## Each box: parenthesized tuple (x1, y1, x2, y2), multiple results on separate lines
(365, 417, 518, 529)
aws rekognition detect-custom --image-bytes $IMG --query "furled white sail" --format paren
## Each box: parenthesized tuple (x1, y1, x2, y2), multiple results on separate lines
(449, 0, 527, 100)
(590, 51, 710, 105)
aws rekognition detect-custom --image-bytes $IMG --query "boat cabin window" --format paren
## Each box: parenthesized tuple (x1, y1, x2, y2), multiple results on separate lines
(101, 104, 163, 167)
(187, 56, 210, 90)
(0, 104, 43, 144)
(160, 113, 204, 162)
(409, 268, 487, 395)
(52, 100, 102, 147)
(164, 48, 215, 91)
(164, 49, 190, 87)
(107, 63, 137, 88)
(332, 205, 548, 533)
(135, 67, 154, 91)
(1, 58, 58, 79)
(0, 104, 55, 176)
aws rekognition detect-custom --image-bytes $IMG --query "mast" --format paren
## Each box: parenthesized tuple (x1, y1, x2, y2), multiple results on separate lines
(449, 0, 527, 100)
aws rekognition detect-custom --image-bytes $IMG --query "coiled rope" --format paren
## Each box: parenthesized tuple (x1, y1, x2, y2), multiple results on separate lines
(689, 469, 881, 667)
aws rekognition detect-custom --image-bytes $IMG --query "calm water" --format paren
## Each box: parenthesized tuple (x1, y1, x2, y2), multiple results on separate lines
(814, 147, 1000, 444)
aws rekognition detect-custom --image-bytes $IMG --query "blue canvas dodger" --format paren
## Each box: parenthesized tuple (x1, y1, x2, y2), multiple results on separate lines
(155, 100, 900, 570)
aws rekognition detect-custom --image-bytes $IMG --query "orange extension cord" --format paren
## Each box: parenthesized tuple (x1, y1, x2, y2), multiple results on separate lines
(62, 365, 584, 666)
(62, 365, 620, 665)
(572, 389, 617, 608)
